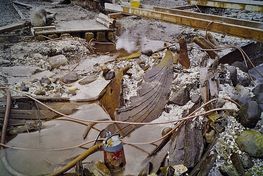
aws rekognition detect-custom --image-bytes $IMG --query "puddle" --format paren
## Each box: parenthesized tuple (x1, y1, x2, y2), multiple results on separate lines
(0, 103, 111, 176)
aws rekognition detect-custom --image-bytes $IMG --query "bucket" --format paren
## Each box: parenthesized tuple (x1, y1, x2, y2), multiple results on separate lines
(130, 0, 141, 8)
(103, 133, 126, 172)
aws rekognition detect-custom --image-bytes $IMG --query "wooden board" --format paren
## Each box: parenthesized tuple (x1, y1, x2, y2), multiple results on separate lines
(188, 0, 263, 12)
(34, 20, 113, 35)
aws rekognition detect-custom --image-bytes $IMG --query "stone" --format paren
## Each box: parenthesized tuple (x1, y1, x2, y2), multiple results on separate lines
(219, 164, 239, 176)
(238, 101, 261, 128)
(228, 66, 238, 86)
(48, 54, 68, 69)
(256, 93, 263, 104)
(190, 93, 201, 103)
(79, 74, 98, 85)
(103, 71, 115, 80)
(253, 84, 263, 96)
(61, 72, 79, 84)
(236, 130, 263, 158)
(142, 49, 153, 56)
(34, 89, 46, 96)
(20, 82, 29, 92)
(67, 86, 78, 95)
(240, 153, 254, 169)
(239, 76, 251, 87)
(40, 77, 51, 85)
(232, 61, 248, 72)
(230, 153, 245, 175)
(168, 87, 190, 106)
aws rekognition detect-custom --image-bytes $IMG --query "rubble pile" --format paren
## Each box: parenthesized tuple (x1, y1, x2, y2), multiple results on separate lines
(0, 0, 262, 176)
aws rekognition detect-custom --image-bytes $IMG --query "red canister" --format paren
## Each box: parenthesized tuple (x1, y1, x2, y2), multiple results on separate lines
(103, 134, 126, 172)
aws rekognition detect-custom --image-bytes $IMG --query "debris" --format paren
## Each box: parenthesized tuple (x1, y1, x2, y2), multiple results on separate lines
(236, 130, 263, 158)
(169, 121, 204, 168)
(238, 101, 261, 128)
(178, 37, 190, 69)
(193, 36, 218, 59)
(48, 54, 68, 69)
(219, 163, 239, 176)
(61, 72, 79, 84)
(103, 70, 115, 80)
(116, 50, 142, 61)
(70, 77, 110, 102)
(105, 49, 174, 136)
(96, 13, 116, 28)
(78, 74, 98, 85)
(0, 21, 29, 33)
(100, 70, 123, 119)
(168, 86, 190, 106)
(0, 89, 11, 147)
(50, 143, 103, 176)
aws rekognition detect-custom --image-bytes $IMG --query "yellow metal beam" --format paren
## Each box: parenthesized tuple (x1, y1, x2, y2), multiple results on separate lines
(188, 0, 263, 12)
(122, 6, 263, 41)
(153, 6, 262, 28)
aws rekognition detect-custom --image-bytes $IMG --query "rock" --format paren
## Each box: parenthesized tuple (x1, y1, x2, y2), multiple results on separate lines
(48, 55, 68, 69)
(238, 101, 261, 128)
(142, 49, 153, 56)
(61, 72, 79, 84)
(20, 82, 29, 92)
(34, 89, 46, 96)
(0, 59, 11, 65)
(103, 70, 115, 80)
(228, 66, 238, 86)
(190, 93, 201, 103)
(232, 61, 248, 72)
(138, 62, 150, 71)
(67, 86, 78, 95)
(240, 153, 254, 169)
(256, 93, 263, 104)
(205, 130, 215, 144)
(253, 84, 263, 96)
(219, 164, 239, 176)
(79, 74, 98, 85)
(236, 130, 263, 158)
(230, 153, 245, 175)
(40, 77, 51, 85)
(169, 87, 190, 106)
(239, 76, 251, 87)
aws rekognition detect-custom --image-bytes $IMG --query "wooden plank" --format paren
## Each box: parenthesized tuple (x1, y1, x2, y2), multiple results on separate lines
(173, 5, 195, 10)
(34, 20, 113, 35)
(13, 1, 33, 9)
(12, 3, 26, 20)
(0, 109, 56, 120)
(0, 21, 28, 33)
(188, 0, 263, 12)
(154, 6, 263, 29)
(116, 5, 263, 41)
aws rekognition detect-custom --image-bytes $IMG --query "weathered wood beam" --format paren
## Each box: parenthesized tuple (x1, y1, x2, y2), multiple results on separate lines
(12, 3, 26, 20)
(0, 21, 28, 33)
(13, 1, 33, 9)
(110, 5, 263, 41)
(188, 0, 263, 12)
(153, 6, 262, 29)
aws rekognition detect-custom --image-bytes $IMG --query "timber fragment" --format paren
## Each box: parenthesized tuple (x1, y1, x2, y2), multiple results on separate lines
(179, 37, 190, 69)
(193, 36, 218, 59)
(104, 49, 174, 137)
